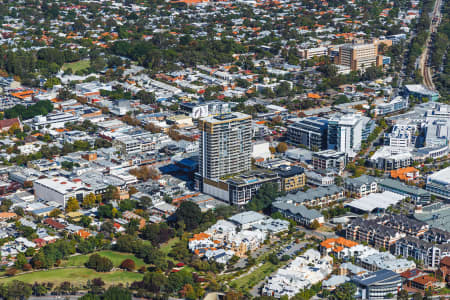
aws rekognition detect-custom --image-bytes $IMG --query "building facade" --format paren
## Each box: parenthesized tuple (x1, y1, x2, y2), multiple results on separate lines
(198, 113, 252, 180)
(287, 117, 328, 150)
(338, 43, 379, 71)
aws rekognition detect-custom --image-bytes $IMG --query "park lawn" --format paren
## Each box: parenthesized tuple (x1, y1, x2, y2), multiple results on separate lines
(230, 261, 280, 291)
(62, 60, 90, 73)
(159, 237, 180, 255)
(317, 225, 334, 232)
(62, 251, 146, 268)
(0, 268, 143, 286)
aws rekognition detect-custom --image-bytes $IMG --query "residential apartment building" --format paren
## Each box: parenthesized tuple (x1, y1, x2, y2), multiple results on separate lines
(312, 150, 347, 172)
(384, 123, 417, 149)
(274, 165, 306, 193)
(345, 218, 405, 250)
(275, 185, 345, 208)
(272, 202, 325, 227)
(395, 236, 450, 268)
(345, 175, 379, 198)
(198, 112, 252, 180)
(287, 117, 328, 150)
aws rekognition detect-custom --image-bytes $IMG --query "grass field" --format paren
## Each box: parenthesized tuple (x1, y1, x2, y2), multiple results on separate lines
(62, 251, 146, 268)
(159, 237, 179, 255)
(62, 60, 90, 73)
(0, 268, 143, 286)
(230, 261, 280, 291)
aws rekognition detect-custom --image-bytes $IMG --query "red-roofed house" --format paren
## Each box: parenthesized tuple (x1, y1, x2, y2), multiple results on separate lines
(440, 256, 450, 283)
(0, 118, 22, 132)
(43, 218, 66, 230)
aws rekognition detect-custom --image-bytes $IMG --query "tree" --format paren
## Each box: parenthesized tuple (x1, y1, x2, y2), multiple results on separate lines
(14, 252, 27, 270)
(175, 202, 202, 231)
(276, 142, 288, 153)
(397, 290, 409, 300)
(82, 193, 96, 208)
(102, 286, 132, 300)
(330, 282, 357, 300)
(142, 272, 167, 293)
(86, 254, 113, 272)
(32, 283, 48, 296)
(66, 197, 80, 213)
(246, 182, 279, 212)
(6, 280, 33, 299)
(104, 185, 119, 202)
(268, 253, 280, 265)
(309, 220, 320, 230)
(80, 294, 101, 300)
(139, 196, 152, 208)
(119, 259, 135, 271)
(167, 269, 193, 293)
(224, 291, 244, 300)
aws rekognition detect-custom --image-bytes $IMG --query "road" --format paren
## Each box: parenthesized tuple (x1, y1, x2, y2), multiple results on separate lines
(419, 0, 443, 90)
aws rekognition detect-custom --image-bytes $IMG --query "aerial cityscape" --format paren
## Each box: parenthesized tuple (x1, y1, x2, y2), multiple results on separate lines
(0, 0, 447, 299)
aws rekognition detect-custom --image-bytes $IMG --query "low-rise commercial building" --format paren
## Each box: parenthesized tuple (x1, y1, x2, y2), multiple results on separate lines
(426, 167, 450, 200)
(379, 178, 431, 204)
(352, 269, 402, 299)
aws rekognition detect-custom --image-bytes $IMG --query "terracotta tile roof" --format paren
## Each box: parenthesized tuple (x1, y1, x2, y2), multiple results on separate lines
(441, 256, 450, 266)
(411, 275, 437, 285)
(0, 118, 20, 130)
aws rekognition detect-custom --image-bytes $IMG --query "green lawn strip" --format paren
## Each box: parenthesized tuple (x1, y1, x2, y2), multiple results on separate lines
(230, 261, 279, 291)
(159, 237, 180, 255)
(62, 60, 90, 72)
(0, 268, 143, 286)
(62, 250, 146, 268)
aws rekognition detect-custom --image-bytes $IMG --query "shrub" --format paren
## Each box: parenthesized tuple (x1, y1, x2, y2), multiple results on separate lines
(119, 259, 136, 271)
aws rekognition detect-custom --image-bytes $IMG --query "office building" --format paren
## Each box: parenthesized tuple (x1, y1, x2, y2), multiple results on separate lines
(384, 123, 417, 149)
(198, 113, 252, 180)
(352, 269, 402, 299)
(338, 43, 379, 71)
(34, 177, 92, 208)
(374, 96, 409, 116)
(379, 178, 431, 204)
(328, 114, 364, 158)
(287, 117, 328, 150)
(404, 84, 439, 102)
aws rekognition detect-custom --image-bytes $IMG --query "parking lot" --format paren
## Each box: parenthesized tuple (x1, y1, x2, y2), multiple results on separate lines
(276, 241, 307, 259)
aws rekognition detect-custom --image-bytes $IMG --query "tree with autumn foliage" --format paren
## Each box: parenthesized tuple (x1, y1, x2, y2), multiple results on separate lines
(129, 166, 159, 181)
(119, 259, 135, 271)
(82, 193, 96, 208)
(66, 197, 80, 212)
